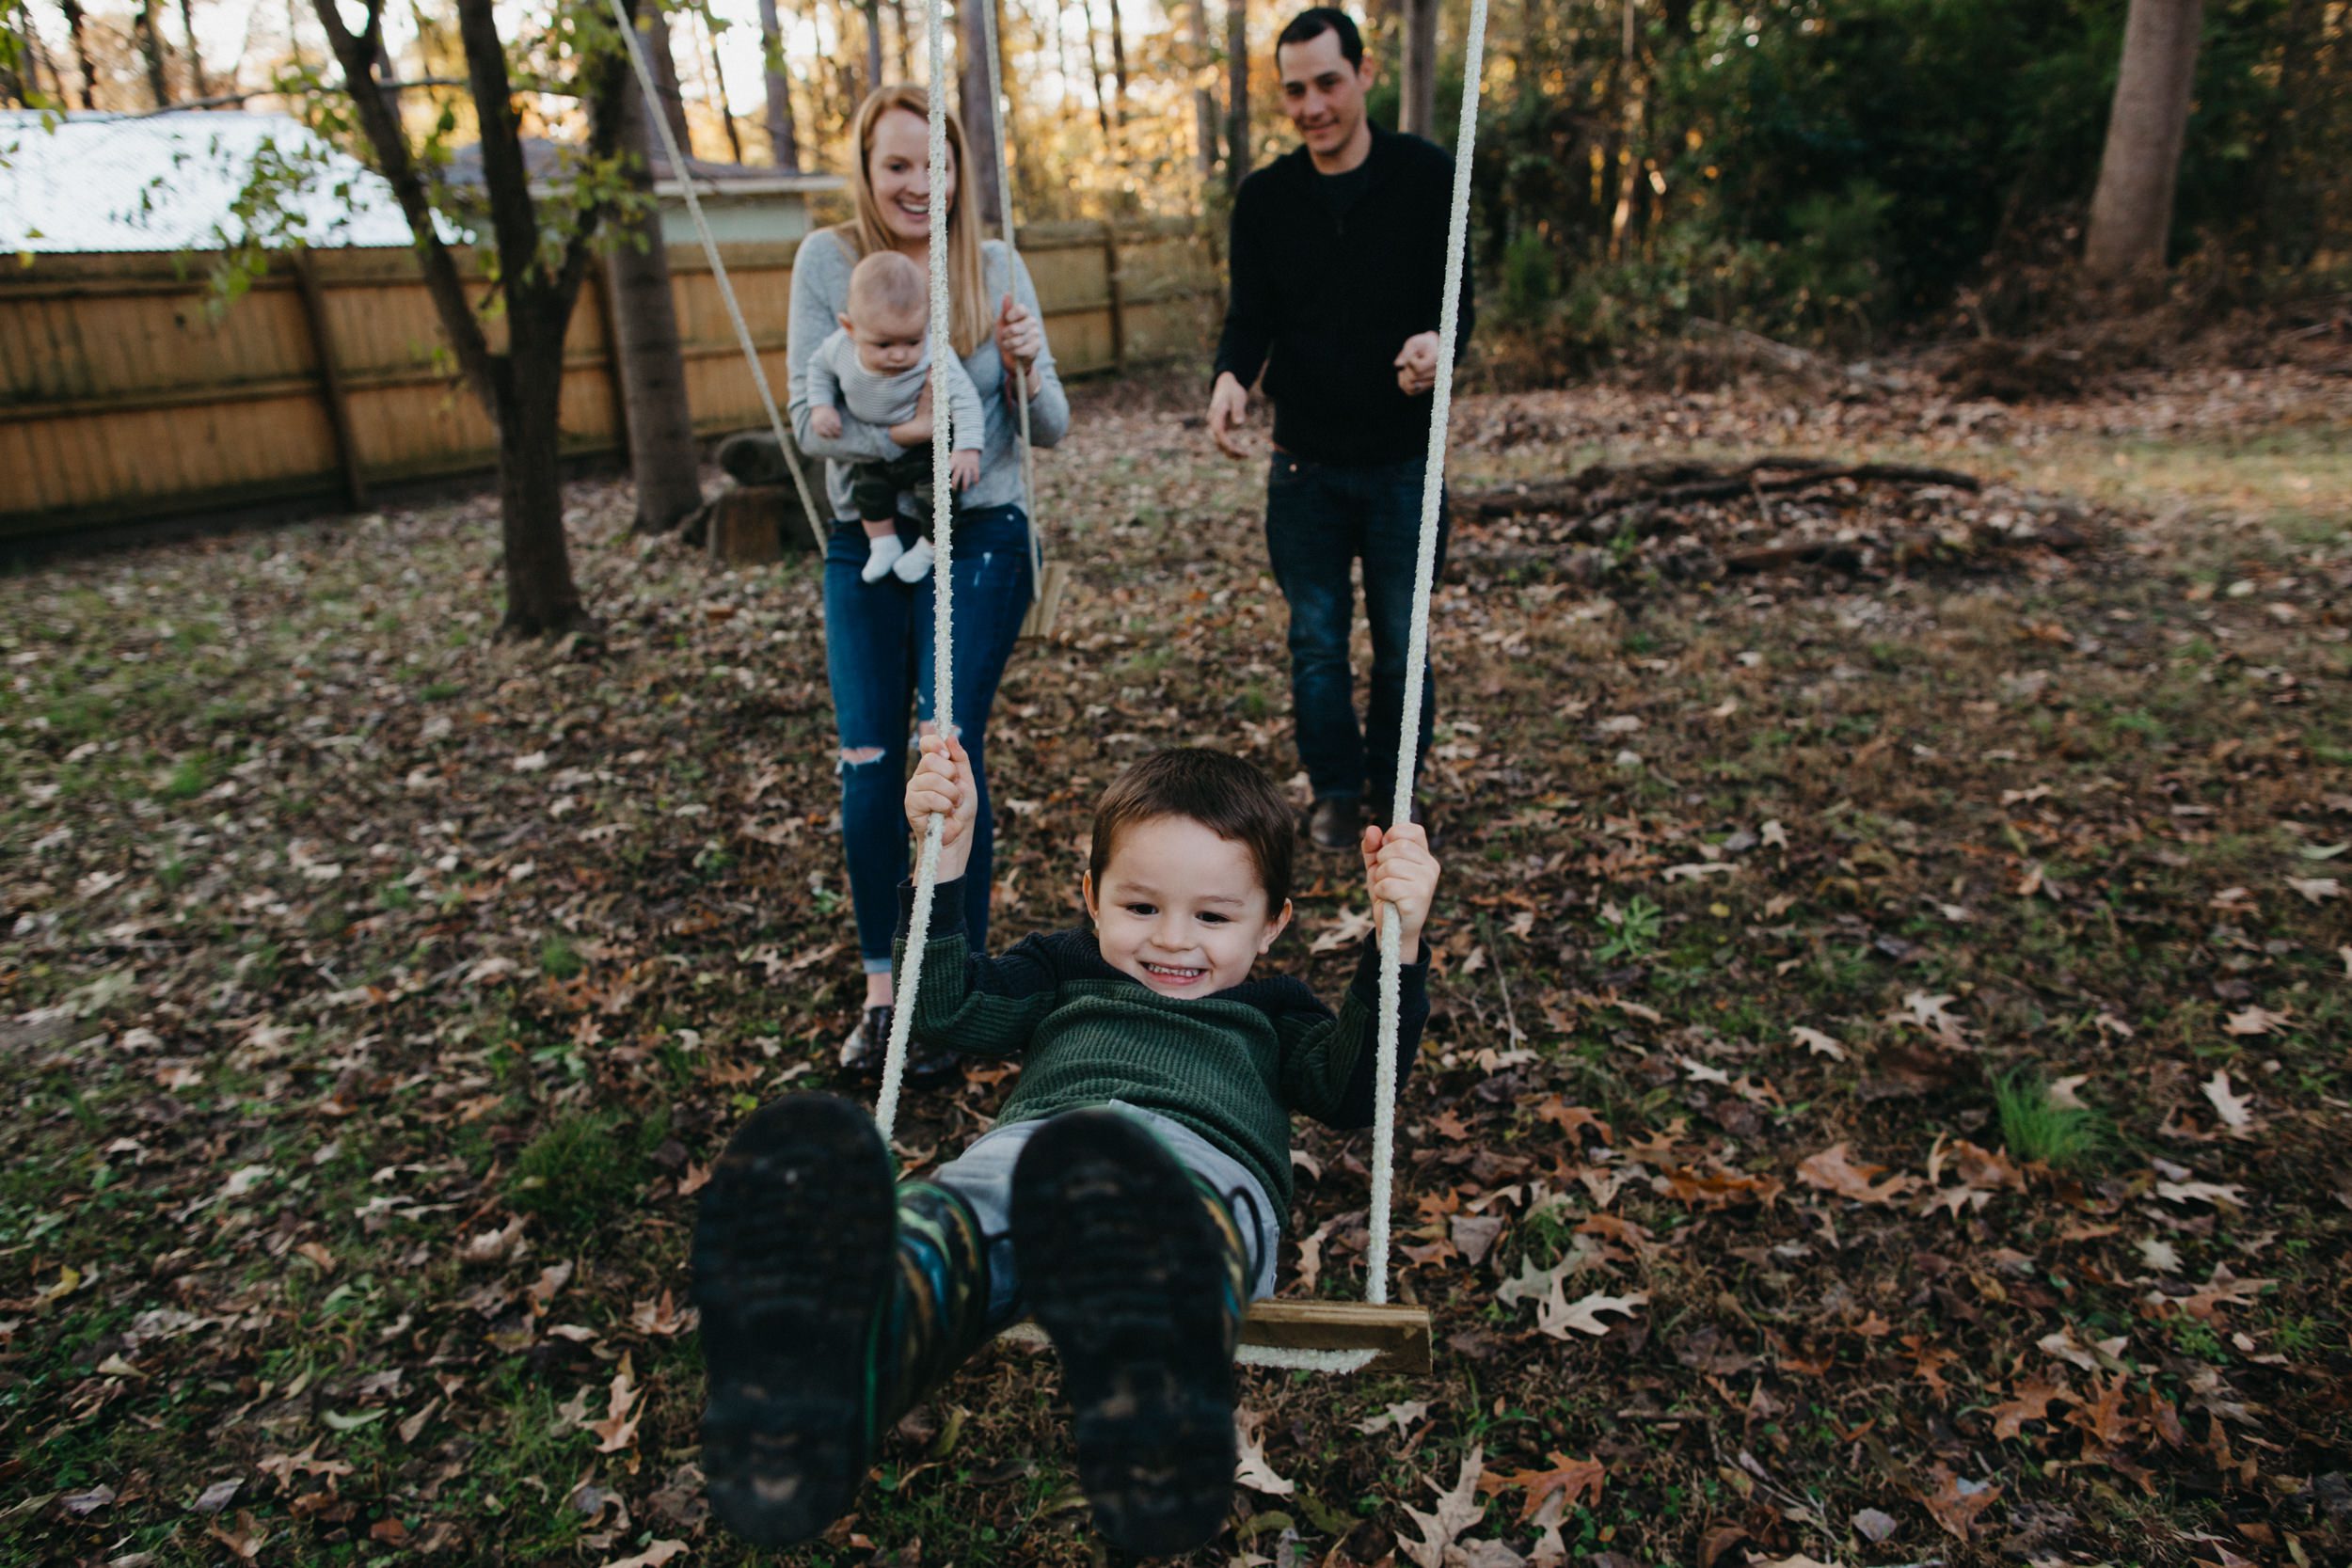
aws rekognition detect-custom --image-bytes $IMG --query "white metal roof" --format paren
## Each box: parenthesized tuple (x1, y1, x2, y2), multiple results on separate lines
(0, 109, 423, 253)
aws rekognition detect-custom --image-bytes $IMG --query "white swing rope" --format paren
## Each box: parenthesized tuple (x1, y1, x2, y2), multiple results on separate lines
(870, 0, 962, 1146)
(976, 0, 1049, 604)
(1368, 0, 1490, 1316)
(604, 0, 829, 552)
(877, 0, 1491, 1376)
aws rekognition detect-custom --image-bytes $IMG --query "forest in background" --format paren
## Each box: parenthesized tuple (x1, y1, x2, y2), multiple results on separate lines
(6, 0, 2347, 367)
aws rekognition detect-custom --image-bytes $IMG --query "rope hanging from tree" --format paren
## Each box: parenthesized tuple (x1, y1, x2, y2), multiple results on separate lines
(604, 0, 828, 551)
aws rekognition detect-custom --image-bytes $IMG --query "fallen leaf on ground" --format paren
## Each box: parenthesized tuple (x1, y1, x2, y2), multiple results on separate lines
(1398, 1445, 1488, 1568)
(596, 1542, 688, 1568)
(1540, 1290, 1648, 1339)
(1798, 1143, 1915, 1205)
(587, 1354, 644, 1454)
(1791, 1026, 1847, 1060)
(1920, 1464, 2001, 1540)
(2201, 1070, 2253, 1132)
(1233, 1406, 1295, 1496)
(1476, 1451, 1604, 1520)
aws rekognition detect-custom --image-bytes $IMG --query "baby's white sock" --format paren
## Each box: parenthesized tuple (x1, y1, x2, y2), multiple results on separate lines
(892, 537, 936, 583)
(861, 534, 907, 583)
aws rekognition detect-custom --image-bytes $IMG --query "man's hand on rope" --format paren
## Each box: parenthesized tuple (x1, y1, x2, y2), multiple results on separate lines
(905, 731, 979, 882)
(1393, 331, 1441, 397)
(1360, 820, 1439, 963)
(995, 293, 1043, 389)
(1208, 372, 1253, 459)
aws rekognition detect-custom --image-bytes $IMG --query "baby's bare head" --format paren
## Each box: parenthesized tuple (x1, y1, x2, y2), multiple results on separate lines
(845, 250, 928, 339)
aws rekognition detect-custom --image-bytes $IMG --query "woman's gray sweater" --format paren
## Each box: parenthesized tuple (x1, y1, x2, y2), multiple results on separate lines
(786, 229, 1071, 522)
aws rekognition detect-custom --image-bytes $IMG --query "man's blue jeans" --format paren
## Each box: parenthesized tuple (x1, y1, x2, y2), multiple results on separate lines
(822, 505, 1032, 971)
(1263, 451, 1448, 816)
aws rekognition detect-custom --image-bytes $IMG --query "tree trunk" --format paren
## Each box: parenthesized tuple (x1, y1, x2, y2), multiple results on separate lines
(862, 0, 882, 94)
(1080, 0, 1109, 135)
(890, 0, 911, 77)
(1188, 0, 1217, 178)
(757, 0, 801, 170)
(135, 0, 172, 106)
(2084, 0, 2203, 277)
(176, 0, 206, 98)
(644, 8, 694, 159)
(491, 343, 589, 637)
(612, 66, 707, 534)
(1398, 0, 1437, 136)
(1226, 0, 1248, 188)
(60, 0, 99, 109)
(960, 0, 1006, 230)
(1103, 0, 1128, 125)
(692, 12, 744, 162)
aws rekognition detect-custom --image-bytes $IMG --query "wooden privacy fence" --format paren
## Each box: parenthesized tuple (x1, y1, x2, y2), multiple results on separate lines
(0, 216, 1218, 541)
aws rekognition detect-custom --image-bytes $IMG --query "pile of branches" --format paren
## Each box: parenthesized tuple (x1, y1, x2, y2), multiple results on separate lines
(1450, 455, 2110, 583)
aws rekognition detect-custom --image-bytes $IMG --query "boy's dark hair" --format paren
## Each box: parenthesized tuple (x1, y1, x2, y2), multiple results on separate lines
(1277, 7, 1362, 69)
(1090, 749, 1295, 914)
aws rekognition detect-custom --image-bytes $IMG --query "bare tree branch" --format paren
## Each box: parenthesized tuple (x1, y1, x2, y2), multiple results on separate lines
(310, 0, 498, 411)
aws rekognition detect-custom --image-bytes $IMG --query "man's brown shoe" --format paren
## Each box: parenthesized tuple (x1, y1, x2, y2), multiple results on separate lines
(1307, 796, 1364, 852)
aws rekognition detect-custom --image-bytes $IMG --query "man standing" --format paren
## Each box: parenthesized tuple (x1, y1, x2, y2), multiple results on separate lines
(1209, 6, 1471, 850)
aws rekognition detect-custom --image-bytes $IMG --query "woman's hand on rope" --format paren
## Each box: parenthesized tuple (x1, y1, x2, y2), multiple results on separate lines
(905, 730, 979, 881)
(1361, 820, 1439, 963)
(1393, 332, 1441, 397)
(889, 383, 935, 447)
(994, 293, 1042, 387)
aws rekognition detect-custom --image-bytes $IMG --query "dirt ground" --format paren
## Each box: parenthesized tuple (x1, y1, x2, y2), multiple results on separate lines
(3, 360, 2348, 1568)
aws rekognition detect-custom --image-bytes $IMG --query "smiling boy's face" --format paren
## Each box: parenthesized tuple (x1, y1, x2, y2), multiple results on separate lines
(1084, 815, 1293, 997)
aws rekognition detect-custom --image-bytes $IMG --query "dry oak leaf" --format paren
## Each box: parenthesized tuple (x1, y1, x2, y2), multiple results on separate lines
(2286, 876, 2341, 905)
(1541, 1290, 1648, 1339)
(1791, 1026, 1847, 1061)
(1398, 1444, 1489, 1568)
(629, 1290, 693, 1337)
(596, 1542, 689, 1568)
(1233, 1406, 1295, 1497)
(587, 1353, 644, 1454)
(2201, 1070, 2254, 1133)
(1476, 1451, 1605, 1521)
(1920, 1463, 2001, 1541)
(2223, 1006, 2292, 1037)
(1797, 1143, 1915, 1206)
(1988, 1375, 2073, 1440)
(207, 1509, 269, 1560)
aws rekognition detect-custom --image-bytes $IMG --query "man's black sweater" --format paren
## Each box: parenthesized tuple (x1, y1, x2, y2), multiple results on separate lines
(1213, 123, 1475, 469)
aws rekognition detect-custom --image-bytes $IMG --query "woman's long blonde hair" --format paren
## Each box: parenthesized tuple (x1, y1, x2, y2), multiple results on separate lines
(835, 85, 990, 358)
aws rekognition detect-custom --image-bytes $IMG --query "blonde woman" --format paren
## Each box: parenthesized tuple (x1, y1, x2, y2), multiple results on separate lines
(787, 85, 1070, 1083)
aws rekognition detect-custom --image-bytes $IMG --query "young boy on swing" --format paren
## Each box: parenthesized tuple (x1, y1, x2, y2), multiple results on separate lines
(694, 738, 1439, 1557)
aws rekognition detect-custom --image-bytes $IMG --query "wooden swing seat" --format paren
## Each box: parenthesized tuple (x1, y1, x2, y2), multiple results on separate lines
(998, 1299, 1432, 1376)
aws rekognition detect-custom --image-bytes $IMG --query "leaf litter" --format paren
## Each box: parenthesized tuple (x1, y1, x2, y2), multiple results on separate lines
(1, 365, 2348, 1565)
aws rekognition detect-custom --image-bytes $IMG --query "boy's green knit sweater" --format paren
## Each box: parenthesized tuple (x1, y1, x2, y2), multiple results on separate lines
(894, 878, 1430, 1227)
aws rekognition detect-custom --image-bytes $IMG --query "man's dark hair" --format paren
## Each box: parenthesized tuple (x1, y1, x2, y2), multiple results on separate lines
(1090, 749, 1295, 914)
(1277, 7, 1362, 69)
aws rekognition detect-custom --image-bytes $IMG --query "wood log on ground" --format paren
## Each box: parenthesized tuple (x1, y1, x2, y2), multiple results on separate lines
(1451, 456, 1984, 526)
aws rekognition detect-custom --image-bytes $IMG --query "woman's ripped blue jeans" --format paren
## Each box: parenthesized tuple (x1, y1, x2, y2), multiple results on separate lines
(822, 504, 1033, 970)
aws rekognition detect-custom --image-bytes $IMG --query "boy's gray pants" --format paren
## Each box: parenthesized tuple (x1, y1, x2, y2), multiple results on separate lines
(930, 1100, 1283, 1326)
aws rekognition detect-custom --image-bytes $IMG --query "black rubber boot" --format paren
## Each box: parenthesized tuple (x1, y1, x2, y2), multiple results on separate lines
(692, 1094, 896, 1549)
(1012, 1109, 1247, 1559)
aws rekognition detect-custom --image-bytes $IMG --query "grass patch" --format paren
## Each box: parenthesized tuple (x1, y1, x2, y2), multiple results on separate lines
(1994, 1068, 2106, 1169)
(506, 1108, 666, 1231)
(540, 932, 583, 979)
